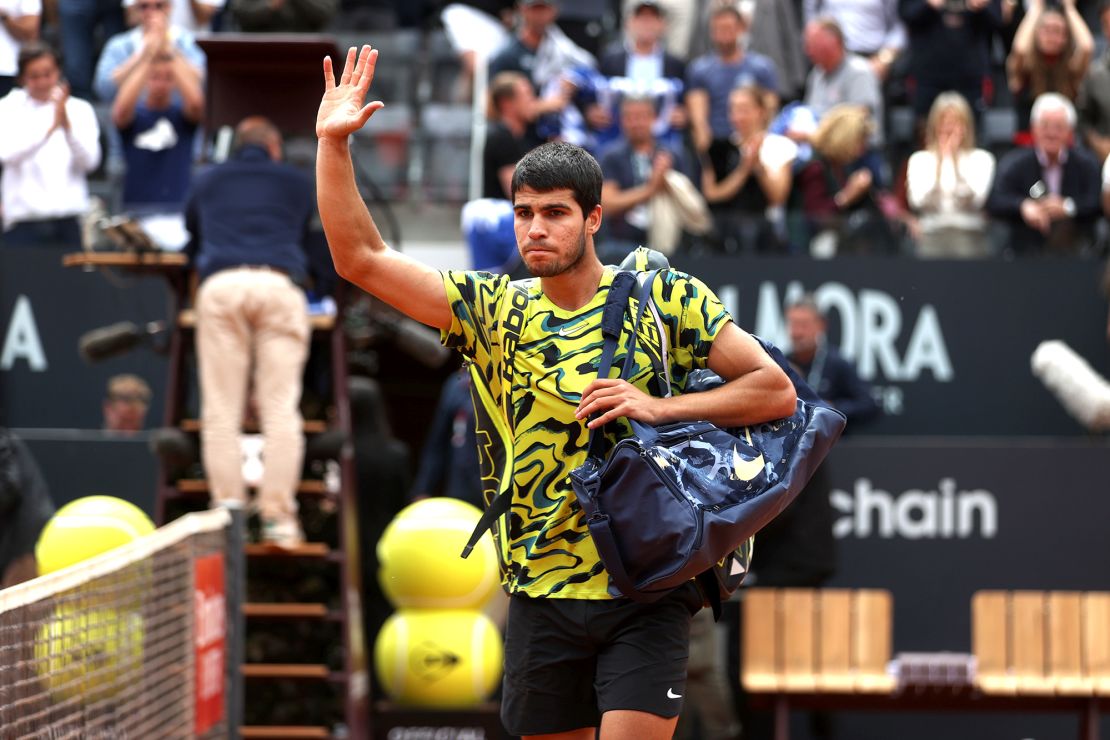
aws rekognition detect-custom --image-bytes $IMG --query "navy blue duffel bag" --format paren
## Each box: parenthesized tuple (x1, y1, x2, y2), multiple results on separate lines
(569, 269, 847, 611)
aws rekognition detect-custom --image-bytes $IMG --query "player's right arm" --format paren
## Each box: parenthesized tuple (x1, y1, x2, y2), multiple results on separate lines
(316, 45, 453, 331)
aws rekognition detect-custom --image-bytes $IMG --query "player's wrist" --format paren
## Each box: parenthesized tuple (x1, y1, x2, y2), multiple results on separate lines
(317, 133, 351, 148)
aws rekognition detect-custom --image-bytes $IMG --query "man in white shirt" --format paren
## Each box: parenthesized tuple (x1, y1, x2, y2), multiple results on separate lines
(0, 0, 39, 97)
(0, 41, 101, 246)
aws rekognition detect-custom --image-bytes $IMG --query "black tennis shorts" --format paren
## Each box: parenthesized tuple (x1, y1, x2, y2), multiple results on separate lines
(500, 583, 703, 736)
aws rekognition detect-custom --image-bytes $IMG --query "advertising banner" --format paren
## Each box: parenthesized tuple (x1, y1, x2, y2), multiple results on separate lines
(815, 437, 1110, 739)
(673, 256, 1110, 436)
(194, 552, 227, 735)
(1, 245, 170, 429)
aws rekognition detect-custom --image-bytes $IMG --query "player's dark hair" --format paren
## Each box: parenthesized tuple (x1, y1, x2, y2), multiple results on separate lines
(511, 141, 603, 217)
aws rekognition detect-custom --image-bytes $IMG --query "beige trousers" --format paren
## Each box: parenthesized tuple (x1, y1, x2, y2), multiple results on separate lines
(195, 268, 310, 519)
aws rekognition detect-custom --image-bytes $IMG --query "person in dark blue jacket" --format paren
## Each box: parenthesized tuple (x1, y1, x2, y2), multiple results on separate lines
(741, 295, 881, 740)
(184, 116, 315, 549)
(786, 295, 881, 427)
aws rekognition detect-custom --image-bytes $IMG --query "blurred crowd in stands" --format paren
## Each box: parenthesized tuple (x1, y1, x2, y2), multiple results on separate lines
(4, 0, 1110, 258)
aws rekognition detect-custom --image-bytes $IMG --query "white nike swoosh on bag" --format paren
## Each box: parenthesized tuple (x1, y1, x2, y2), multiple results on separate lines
(732, 446, 765, 482)
(667, 688, 683, 699)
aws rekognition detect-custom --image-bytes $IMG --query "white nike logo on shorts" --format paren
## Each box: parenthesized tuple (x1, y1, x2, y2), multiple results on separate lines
(667, 688, 682, 699)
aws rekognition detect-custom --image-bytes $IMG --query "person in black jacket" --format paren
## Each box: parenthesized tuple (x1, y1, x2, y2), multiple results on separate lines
(753, 295, 879, 586)
(987, 92, 1103, 254)
(899, 0, 1003, 123)
(0, 427, 54, 588)
(786, 296, 882, 427)
(598, 1, 686, 81)
(738, 295, 879, 740)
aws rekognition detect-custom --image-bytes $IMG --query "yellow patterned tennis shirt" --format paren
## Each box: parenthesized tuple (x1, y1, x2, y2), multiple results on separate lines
(441, 267, 731, 599)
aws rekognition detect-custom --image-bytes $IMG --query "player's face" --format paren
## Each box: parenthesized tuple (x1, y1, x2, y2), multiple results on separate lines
(513, 187, 598, 278)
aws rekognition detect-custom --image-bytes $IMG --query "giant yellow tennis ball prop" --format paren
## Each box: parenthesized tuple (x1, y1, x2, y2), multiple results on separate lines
(377, 498, 499, 609)
(374, 609, 503, 708)
(35, 606, 145, 703)
(35, 496, 155, 575)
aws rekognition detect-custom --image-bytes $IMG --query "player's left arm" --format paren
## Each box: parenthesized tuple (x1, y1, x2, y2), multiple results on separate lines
(576, 321, 796, 430)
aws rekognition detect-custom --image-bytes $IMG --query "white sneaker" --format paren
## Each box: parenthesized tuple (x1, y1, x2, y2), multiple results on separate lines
(260, 517, 305, 549)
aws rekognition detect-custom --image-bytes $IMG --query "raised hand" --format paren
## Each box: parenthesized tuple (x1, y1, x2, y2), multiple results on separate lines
(316, 45, 385, 141)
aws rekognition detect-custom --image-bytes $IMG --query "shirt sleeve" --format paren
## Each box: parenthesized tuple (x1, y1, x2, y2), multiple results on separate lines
(881, 0, 907, 51)
(0, 99, 49, 164)
(66, 100, 102, 173)
(655, 270, 732, 381)
(905, 150, 934, 210)
(440, 269, 510, 364)
(755, 57, 781, 95)
(94, 36, 130, 101)
(845, 63, 883, 121)
(686, 58, 708, 92)
(177, 34, 207, 76)
(759, 134, 798, 171)
(16, 0, 41, 15)
(964, 149, 996, 210)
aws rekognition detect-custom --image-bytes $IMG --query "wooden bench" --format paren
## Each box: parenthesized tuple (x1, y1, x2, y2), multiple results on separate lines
(742, 588, 895, 695)
(741, 588, 1105, 740)
(973, 590, 1110, 697)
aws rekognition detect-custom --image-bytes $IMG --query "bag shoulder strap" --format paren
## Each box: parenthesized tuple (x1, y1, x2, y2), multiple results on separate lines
(584, 269, 663, 459)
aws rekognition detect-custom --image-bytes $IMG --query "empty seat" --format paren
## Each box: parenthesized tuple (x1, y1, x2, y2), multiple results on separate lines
(352, 103, 415, 200)
(419, 103, 474, 202)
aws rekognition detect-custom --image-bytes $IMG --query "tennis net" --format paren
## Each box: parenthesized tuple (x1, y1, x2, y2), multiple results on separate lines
(0, 507, 243, 739)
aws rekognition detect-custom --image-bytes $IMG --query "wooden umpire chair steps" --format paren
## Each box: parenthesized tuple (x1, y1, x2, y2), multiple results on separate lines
(973, 590, 1110, 698)
(59, 251, 368, 738)
(157, 300, 369, 740)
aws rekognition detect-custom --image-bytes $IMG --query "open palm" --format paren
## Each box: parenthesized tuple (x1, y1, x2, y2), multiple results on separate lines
(316, 45, 384, 140)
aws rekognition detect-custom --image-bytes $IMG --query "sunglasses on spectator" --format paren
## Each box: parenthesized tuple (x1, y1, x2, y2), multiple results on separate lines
(137, 2, 166, 10)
